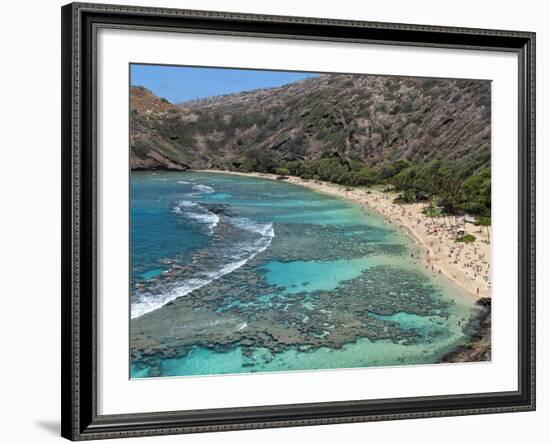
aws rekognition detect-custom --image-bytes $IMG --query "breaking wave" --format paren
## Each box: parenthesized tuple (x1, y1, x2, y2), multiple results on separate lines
(192, 184, 215, 194)
(131, 211, 274, 319)
(172, 201, 219, 233)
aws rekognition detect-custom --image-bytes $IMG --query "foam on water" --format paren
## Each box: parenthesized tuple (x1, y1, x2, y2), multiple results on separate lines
(230, 216, 275, 238)
(192, 184, 215, 194)
(172, 200, 220, 233)
(131, 214, 275, 319)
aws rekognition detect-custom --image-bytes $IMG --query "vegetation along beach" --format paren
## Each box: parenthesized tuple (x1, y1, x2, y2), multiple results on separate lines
(129, 67, 492, 377)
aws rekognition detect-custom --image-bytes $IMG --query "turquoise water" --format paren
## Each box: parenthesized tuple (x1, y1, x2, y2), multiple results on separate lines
(265, 259, 370, 294)
(130, 171, 476, 378)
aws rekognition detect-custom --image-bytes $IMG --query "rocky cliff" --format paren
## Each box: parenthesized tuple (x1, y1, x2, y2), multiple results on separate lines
(130, 74, 490, 172)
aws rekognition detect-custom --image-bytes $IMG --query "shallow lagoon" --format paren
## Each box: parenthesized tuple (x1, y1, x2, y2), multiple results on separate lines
(130, 171, 476, 377)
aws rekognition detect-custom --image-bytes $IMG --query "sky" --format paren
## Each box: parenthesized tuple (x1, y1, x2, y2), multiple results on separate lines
(130, 64, 318, 103)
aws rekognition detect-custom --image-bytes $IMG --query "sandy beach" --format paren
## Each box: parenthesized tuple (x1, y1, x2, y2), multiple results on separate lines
(198, 169, 492, 300)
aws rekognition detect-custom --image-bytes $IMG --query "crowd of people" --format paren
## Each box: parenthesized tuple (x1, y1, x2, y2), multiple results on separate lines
(357, 190, 492, 299)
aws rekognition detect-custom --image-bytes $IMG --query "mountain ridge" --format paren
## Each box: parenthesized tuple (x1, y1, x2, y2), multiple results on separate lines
(130, 74, 490, 172)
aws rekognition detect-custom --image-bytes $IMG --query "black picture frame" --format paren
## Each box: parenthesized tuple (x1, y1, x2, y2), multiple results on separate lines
(61, 2, 536, 440)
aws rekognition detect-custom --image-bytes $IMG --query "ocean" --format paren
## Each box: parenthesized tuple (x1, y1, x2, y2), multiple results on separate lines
(130, 171, 477, 378)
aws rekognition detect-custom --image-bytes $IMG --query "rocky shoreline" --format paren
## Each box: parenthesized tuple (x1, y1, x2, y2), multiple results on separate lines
(439, 297, 491, 363)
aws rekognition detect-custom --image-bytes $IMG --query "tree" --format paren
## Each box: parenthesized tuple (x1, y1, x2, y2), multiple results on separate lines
(243, 148, 277, 173)
(351, 166, 379, 186)
(391, 165, 417, 192)
(461, 167, 491, 217)
(274, 167, 290, 176)
(378, 160, 413, 181)
(476, 216, 491, 244)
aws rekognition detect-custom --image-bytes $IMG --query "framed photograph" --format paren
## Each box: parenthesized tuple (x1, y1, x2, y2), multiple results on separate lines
(61, 2, 536, 440)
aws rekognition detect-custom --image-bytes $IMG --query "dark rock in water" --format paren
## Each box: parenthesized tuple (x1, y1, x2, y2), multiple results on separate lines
(200, 203, 235, 217)
(439, 297, 491, 363)
(476, 297, 491, 308)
